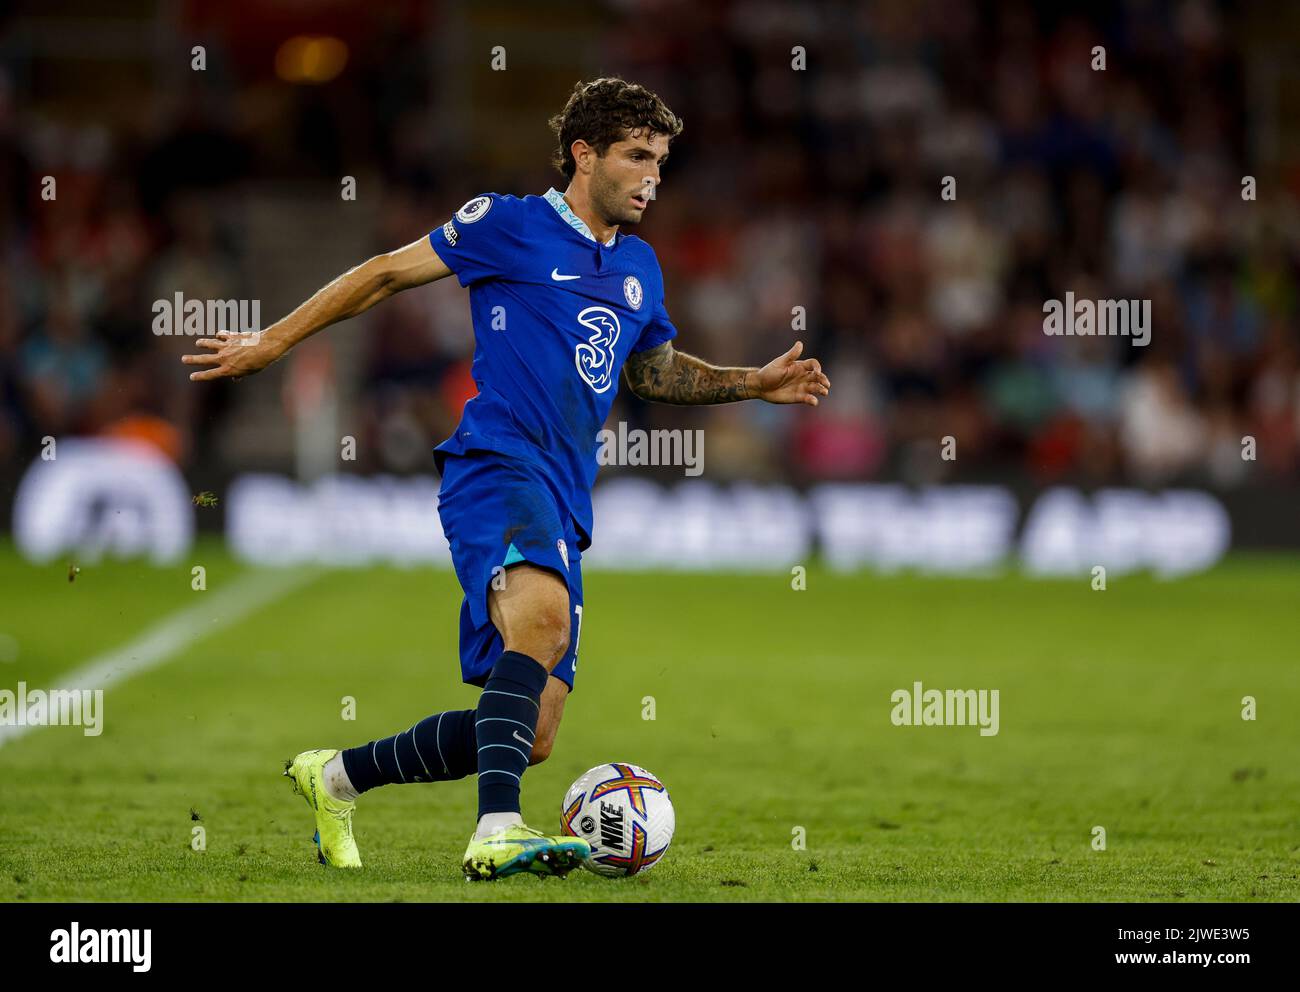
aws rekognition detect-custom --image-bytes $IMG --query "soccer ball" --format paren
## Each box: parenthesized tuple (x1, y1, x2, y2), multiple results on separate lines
(561, 762, 674, 877)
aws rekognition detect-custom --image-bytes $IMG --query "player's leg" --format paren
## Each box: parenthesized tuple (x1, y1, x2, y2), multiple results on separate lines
(458, 562, 589, 879)
(530, 674, 569, 765)
(523, 529, 581, 772)
(471, 562, 569, 837)
(529, 537, 581, 766)
(460, 524, 590, 879)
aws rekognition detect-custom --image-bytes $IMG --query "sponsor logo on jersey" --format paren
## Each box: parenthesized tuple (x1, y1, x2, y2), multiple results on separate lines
(623, 275, 643, 310)
(441, 220, 458, 246)
(455, 195, 492, 224)
(557, 538, 569, 571)
(574, 306, 621, 393)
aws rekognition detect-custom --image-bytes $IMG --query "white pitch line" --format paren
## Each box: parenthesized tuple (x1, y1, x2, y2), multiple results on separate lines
(0, 567, 316, 749)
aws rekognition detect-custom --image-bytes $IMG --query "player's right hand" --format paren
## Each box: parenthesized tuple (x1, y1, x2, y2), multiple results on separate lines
(182, 330, 285, 381)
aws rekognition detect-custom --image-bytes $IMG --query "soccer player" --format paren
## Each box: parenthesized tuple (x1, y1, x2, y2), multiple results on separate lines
(182, 77, 830, 880)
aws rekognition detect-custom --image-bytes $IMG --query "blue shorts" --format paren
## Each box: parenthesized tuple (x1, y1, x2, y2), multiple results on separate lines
(436, 450, 585, 691)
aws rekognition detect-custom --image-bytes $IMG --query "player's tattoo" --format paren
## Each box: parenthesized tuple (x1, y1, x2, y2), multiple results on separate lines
(623, 342, 753, 405)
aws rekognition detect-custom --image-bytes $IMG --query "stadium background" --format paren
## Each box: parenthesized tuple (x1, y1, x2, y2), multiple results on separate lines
(1, 1, 1298, 904)
(3, 0, 1300, 540)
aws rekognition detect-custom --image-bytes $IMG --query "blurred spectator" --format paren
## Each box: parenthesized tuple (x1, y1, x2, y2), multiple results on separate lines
(0, 0, 1296, 493)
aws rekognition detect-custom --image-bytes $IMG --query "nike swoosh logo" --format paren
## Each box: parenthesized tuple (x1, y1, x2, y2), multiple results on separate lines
(550, 268, 580, 281)
(513, 730, 533, 747)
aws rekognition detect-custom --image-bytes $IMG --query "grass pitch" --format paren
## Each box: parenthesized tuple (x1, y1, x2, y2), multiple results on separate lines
(0, 540, 1297, 902)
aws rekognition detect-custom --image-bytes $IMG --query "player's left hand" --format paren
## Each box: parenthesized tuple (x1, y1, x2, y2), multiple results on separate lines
(749, 341, 830, 405)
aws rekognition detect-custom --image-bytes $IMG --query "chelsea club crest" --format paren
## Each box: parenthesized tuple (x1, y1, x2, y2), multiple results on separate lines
(623, 275, 643, 310)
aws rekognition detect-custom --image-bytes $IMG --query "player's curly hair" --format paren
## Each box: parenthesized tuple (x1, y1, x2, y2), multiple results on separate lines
(548, 77, 684, 180)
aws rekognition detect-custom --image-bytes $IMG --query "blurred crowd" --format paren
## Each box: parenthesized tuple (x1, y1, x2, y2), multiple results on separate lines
(2, 0, 1298, 491)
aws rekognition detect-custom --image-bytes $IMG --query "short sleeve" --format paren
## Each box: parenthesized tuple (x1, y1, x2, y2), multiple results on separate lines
(633, 270, 678, 353)
(428, 194, 521, 287)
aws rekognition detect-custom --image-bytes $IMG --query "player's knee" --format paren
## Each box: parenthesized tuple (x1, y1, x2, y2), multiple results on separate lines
(517, 602, 571, 669)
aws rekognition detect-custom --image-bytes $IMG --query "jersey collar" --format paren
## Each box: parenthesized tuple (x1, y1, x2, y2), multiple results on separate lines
(544, 187, 617, 247)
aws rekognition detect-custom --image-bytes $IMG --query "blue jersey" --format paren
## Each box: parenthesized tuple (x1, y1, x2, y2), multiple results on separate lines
(428, 188, 677, 546)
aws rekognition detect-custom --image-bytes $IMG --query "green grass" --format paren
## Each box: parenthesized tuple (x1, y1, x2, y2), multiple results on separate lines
(0, 539, 1297, 902)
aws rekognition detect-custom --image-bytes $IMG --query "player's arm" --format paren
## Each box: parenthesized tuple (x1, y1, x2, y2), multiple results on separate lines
(623, 340, 830, 406)
(182, 237, 452, 382)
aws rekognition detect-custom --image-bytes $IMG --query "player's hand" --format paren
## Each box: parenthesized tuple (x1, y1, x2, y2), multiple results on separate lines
(182, 331, 286, 381)
(748, 341, 830, 405)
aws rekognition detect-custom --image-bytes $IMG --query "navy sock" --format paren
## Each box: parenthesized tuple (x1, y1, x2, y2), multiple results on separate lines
(475, 651, 549, 818)
(340, 708, 477, 794)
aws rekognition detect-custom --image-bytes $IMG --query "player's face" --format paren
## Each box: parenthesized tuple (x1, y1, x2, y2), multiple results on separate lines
(590, 129, 670, 226)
